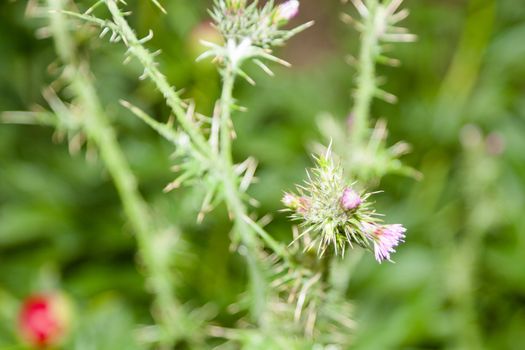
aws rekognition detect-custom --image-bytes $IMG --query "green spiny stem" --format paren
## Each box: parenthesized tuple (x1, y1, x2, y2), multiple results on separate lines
(49, 0, 180, 346)
(217, 66, 268, 321)
(74, 73, 179, 346)
(351, 0, 379, 145)
(105, 0, 210, 158)
(217, 67, 297, 321)
(220, 68, 236, 165)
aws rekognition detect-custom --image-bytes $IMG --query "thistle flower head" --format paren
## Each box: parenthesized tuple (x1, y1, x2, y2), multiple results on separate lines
(210, 0, 303, 47)
(283, 150, 379, 257)
(283, 148, 407, 262)
(200, 0, 312, 74)
(363, 223, 406, 263)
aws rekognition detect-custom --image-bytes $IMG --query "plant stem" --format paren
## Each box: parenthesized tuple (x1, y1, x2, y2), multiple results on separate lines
(218, 66, 267, 321)
(49, 0, 180, 346)
(74, 71, 179, 346)
(449, 145, 495, 350)
(105, 0, 210, 158)
(351, 0, 379, 145)
(220, 68, 235, 165)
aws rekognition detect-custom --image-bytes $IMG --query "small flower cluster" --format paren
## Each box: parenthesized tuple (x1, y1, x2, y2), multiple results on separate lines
(283, 150, 406, 262)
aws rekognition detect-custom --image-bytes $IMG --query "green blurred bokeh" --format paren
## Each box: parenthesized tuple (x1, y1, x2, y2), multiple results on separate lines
(1, 0, 524, 348)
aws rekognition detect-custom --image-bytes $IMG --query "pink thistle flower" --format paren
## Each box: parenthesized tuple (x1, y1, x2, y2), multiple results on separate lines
(274, 0, 300, 23)
(340, 187, 362, 211)
(363, 223, 406, 263)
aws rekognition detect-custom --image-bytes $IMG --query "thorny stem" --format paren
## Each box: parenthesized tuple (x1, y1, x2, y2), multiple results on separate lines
(351, 0, 379, 146)
(105, 0, 210, 158)
(216, 66, 294, 320)
(219, 68, 236, 165)
(74, 72, 179, 345)
(218, 66, 267, 320)
(223, 178, 267, 321)
(49, 0, 180, 346)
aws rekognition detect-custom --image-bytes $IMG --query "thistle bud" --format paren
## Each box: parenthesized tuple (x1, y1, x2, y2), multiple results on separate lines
(282, 192, 300, 209)
(282, 193, 310, 214)
(273, 0, 300, 24)
(340, 187, 362, 211)
(18, 293, 72, 348)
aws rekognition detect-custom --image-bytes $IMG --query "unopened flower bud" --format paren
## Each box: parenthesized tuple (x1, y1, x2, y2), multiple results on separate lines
(19, 293, 72, 348)
(282, 192, 299, 209)
(282, 193, 310, 214)
(273, 0, 300, 24)
(340, 187, 362, 211)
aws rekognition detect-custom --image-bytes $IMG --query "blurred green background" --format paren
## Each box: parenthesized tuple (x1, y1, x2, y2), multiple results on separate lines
(1, 0, 524, 348)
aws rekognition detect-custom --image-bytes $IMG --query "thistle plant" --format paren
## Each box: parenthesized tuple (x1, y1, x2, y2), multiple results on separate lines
(312, 0, 419, 184)
(261, 2, 416, 346)
(60, 0, 412, 345)
(344, 0, 416, 143)
(283, 0, 415, 264)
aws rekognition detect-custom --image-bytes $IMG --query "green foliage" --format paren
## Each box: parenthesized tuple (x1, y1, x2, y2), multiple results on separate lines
(1, 0, 524, 349)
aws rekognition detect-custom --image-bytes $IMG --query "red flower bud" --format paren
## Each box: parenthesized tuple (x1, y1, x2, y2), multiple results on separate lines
(19, 293, 71, 348)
